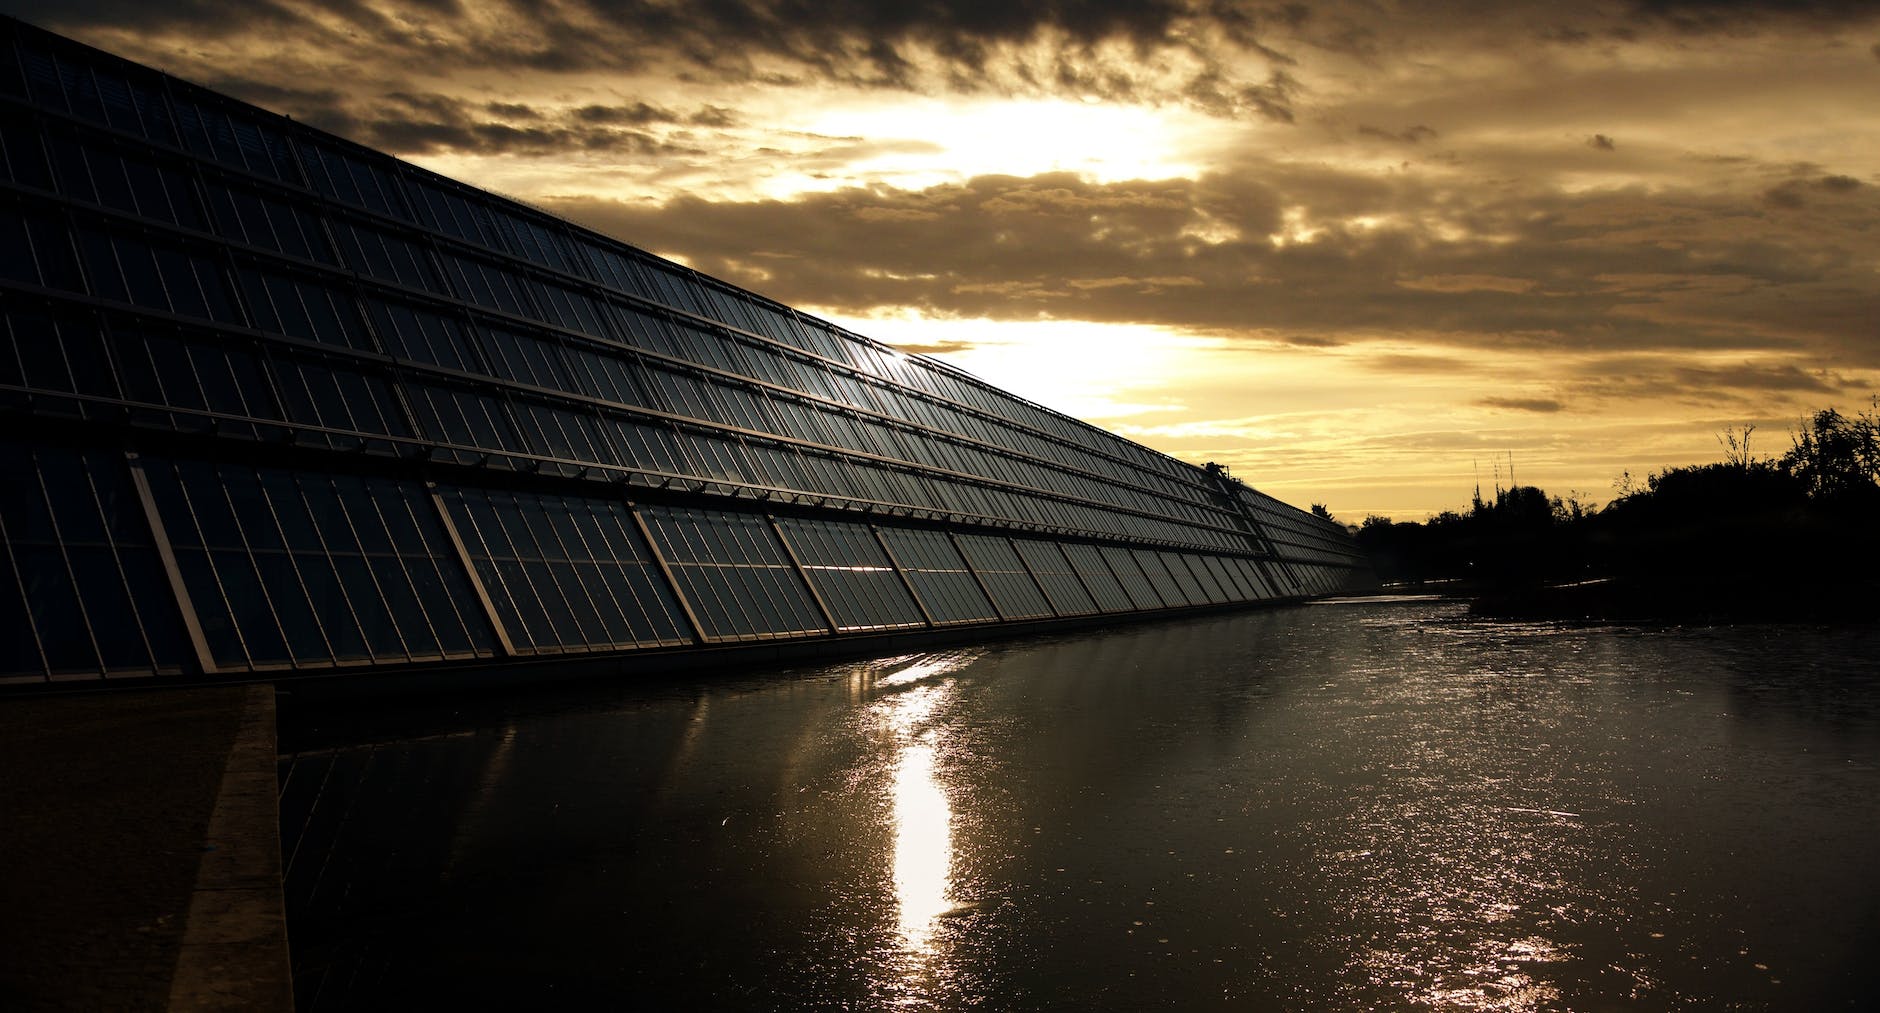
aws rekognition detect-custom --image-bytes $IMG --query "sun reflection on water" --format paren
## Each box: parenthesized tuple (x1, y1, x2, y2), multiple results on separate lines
(892, 740, 951, 952)
(862, 650, 982, 966)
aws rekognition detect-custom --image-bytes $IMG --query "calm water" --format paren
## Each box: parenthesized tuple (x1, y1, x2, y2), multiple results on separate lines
(279, 600, 1880, 1010)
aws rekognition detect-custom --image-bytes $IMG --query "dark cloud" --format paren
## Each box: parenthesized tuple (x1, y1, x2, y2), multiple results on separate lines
(1626, 0, 1880, 34)
(1561, 358, 1863, 413)
(1763, 173, 1866, 208)
(1276, 334, 1344, 348)
(485, 102, 542, 120)
(544, 161, 1880, 364)
(689, 105, 741, 127)
(1359, 124, 1438, 144)
(889, 339, 981, 356)
(0, 0, 294, 33)
(1671, 362, 1848, 393)
(286, 90, 710, 156)
(1478, 397, 1566, 413)
(2, 0, 1288, 116)
(12, 0, 1880, 124)
(572, 102, 682, 126)
(1365, 353, 1481, 374)
(1589, 134, 1616, 150)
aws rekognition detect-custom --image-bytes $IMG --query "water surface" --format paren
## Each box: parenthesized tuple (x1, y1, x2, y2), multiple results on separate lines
(280, 601, 1880, 1009)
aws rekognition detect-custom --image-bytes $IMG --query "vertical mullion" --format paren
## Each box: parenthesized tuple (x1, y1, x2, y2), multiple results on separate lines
(124, 451, 216, 674)
(81, 459, 159, 668)
(533, 494, 600, 650)
(330, 481, 415, 661)
(702, 515, 757, 639)
(392, 484, 483, 651)
(768, 515, 837, 634)
(948, 531, 1005, 621)
(870, 525, 932, 628)
(730, 515, 786, 635)
(558, 501, 627, 649)
(628, 506, 706, 645)
(424, 483, 515, 656)
(363, 483, 446, 657)
(587, 503, 653, 644)
(1059, 543, 1105, 614)
(1007, 536, 1059, 617)
(254, 477, 339, 665)
(1098, 546, 1148, 611)
(30, 458, 105, 675)
(287, 475, 374, 661)
(0, 512, 51, 680)
(490, 491, 564, 646)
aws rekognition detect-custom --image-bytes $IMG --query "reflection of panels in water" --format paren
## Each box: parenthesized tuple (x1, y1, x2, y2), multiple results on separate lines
(265, 604, 1880, 1011)
(279, 732, 501, 1008)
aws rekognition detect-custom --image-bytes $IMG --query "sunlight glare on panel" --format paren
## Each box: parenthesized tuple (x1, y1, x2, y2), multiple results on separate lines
(812, 312, 1213, 423)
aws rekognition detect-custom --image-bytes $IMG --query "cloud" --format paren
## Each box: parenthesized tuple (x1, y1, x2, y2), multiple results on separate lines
(1762, 172, 1865, 208)
(361, 113, 701, 158)
(1589, 134, 1616, 150)
(35, 0, 1869, 126)
(187, 86, 722, 158)
(485, 101, 542, 120)
(1364, 353, 1481, 374)
(1359, 124, 1439, 145)
(887, 339, 982, 356)
(1626, 0, 1880, 34)
(572, 102, 684, 126)
(1477, 396, 1566, 413)
(1397, 275, 1538, 295)
(543, 158, 1880, 368)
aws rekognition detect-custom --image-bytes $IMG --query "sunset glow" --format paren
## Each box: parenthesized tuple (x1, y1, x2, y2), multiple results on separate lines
(20, 0, 1875, 518)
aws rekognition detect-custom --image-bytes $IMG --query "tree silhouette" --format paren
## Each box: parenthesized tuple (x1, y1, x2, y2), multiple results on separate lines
(1353, 400, 1879, 621)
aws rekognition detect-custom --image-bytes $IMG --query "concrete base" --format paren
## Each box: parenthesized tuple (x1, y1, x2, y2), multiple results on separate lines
(0, 684, 291, 1011)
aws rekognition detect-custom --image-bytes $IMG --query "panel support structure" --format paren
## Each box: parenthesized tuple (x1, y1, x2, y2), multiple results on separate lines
(871, 526, 935, 628)
(424, 483, 519, 657)
(627, 506, 709, 645)
(1005, 536, 1061, 618)
(124, 452, 218, 676)
(768, 516, 839, 634)
(948, 531, 1006, 621)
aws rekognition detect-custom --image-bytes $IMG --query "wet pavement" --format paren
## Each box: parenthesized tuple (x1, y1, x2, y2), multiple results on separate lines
(278, 601, 1880, 1010)
(0, 684, 291, 1012)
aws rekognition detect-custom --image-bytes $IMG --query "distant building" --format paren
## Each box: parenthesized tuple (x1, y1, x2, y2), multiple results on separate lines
(0, 17, 1364, 688)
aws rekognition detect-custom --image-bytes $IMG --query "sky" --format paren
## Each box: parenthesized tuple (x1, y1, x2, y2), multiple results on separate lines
(9, 1, 1878, 519)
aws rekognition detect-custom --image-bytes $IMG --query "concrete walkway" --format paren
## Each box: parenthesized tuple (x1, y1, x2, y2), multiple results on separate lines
(0, 684, 292, 1011)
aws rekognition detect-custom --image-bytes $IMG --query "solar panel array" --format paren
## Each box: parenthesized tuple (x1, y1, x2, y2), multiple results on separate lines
(0, 17, 1365, 684)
